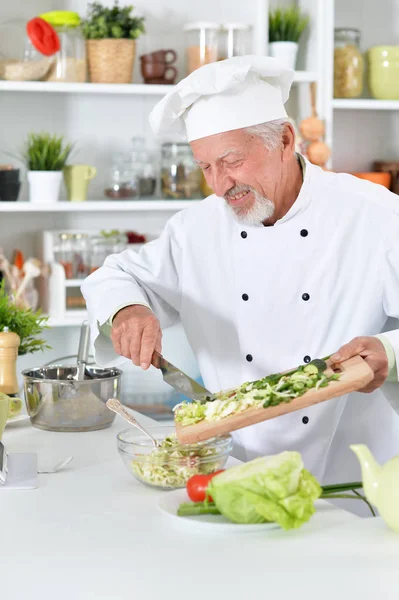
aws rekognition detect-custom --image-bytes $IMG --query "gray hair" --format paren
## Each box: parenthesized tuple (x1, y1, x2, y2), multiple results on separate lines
(245, 118, 288, 150)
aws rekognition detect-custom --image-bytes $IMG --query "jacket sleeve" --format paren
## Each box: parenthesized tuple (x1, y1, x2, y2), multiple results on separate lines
(81, 212, 183, 366)
(378, 211, 399, 412)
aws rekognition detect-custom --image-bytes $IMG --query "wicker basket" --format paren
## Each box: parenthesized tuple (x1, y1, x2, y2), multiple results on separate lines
(86, 39, 136, 84)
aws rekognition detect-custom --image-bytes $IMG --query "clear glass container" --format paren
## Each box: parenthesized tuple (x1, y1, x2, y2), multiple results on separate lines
(104, 152, 138, 200)
(72, 233, 91, 279)
(183, 22, 219, 75)
(139, 152, 157, 198)
(219, 23, 252, 60)
(334, 28, 364, 98)
(0, 17, 59, 81)
(54, 232, 74, 279)
(161, 143, 202, 200)
(40, 11, 87, 83)
(89, 232, 128, 274)
(117, 426, 233, 489)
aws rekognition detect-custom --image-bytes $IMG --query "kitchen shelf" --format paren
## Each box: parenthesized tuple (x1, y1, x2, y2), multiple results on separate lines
(64, 279, 84, 288)
(0, 200, 200, 212)
(47, 313, 87, 327)
(332, 99, 399, 110)
(0, 72, 317, 95)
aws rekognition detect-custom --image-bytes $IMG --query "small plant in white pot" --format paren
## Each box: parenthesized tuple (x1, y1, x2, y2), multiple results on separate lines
(268, 6, 309, 70)
(24, 133, 73, 204)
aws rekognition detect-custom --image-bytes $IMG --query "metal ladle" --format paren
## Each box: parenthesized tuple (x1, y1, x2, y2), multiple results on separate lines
(106, 398, 160, 447)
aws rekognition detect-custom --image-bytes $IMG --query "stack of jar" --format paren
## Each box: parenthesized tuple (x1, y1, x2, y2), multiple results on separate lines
(184, 22, 252, 75)
(53, 231, 128, 279)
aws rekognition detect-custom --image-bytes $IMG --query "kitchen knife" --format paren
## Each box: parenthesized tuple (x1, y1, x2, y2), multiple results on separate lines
(153, 351, 214, 403)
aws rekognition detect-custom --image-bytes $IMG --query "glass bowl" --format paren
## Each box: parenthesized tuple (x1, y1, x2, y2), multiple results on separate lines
(117, 425, 233, 490)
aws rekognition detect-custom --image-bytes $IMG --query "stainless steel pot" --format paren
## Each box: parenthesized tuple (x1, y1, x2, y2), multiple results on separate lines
(21, 362, 122, 432)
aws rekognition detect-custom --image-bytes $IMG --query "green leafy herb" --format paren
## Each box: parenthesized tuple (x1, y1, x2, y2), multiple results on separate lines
(82, 2, 145, 40)
(21, 133, 74, 172)
(174, 357, 340, 427)
(0, 281, 50, 355)
(269, 6, 309, 43)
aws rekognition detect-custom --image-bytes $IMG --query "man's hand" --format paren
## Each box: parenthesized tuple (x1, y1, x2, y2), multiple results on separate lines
(111, 305, 161, 370)
(330, 336, 388, 393)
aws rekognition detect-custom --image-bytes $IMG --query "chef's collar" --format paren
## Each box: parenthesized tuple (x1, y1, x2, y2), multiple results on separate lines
(273, 154, 312, 226)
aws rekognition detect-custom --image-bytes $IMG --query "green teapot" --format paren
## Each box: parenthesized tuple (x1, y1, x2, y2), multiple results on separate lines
(351, 444, 399, 533)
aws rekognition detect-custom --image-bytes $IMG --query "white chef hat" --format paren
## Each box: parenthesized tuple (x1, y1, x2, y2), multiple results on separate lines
(149, 55, 294, 142)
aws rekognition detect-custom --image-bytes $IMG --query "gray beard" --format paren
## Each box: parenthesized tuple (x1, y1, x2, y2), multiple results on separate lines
(225, 185, 275, 225)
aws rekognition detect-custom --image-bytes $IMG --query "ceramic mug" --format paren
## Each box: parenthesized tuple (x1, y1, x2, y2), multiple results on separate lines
(140, 49, 177, 64)
(0, 394, 10, 441)
(63, 165, 97, 202)
(141, 62, 177, 82)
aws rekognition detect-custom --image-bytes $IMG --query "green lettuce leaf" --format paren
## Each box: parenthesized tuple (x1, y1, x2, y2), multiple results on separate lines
(207, 451, 322, 530)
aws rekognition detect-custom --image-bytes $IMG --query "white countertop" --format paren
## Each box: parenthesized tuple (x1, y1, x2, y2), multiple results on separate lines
(2, 415, 399, 600)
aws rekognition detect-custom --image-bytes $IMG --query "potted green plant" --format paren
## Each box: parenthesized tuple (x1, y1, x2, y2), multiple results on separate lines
(0, 280, 50, 357)
(82, 1, 146, 84)
(268, 6, 309, 70)
(23, 132, 73, 204)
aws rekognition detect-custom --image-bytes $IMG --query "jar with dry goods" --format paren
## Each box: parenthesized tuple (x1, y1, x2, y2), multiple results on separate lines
(105, 153, 139, 200)
(72, 233, 91, 279)
(183, 22, 219, 75)
(161, 143, 201, 200)
(218, 23, 252, 60)
(89, 233, 128, 274)
(54, 232, 74, 279)
(334, 28, 364, 98)
(0, 17, 60, 81)
(39, 11, 87, 83)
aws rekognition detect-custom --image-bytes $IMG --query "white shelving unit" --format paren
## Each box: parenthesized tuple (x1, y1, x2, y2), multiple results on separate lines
(333, 99, 399, 111)
(0, 71, 317, 94)
(0, 200, 200, 212)
(0, 0, 329, 350)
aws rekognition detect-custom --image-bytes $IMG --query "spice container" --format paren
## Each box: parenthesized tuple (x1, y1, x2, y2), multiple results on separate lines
(104, 153, 138, 199)
(72, 233, 91, 278)
(334, 28, 364, 98)
(89, 232, 128, 274)
(184, 22, 219, 75)
(219, 23, 251, 60)
(40, 11, 87, 83)
(161, 143, 202, 200)
(54, 233, 74, 279)
(0, 17, 60, 81)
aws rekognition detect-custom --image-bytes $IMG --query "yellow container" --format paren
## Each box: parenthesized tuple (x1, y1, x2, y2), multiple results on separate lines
(368, 45, 399, 100)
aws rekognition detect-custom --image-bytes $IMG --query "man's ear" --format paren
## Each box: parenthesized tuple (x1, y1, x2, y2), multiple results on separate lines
(281, 123, 296, 160)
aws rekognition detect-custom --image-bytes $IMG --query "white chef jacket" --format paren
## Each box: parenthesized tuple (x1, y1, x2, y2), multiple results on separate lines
(82, 158, 399, 490)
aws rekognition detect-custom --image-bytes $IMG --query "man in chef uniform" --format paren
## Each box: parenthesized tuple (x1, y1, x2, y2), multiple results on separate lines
(82, 56, 399, 492)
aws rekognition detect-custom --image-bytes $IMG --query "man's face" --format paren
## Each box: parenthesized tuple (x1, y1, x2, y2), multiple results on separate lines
(191, 129, 283, 225)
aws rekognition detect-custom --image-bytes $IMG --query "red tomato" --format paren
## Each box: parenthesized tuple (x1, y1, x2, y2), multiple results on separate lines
(186, 470, 224, 503)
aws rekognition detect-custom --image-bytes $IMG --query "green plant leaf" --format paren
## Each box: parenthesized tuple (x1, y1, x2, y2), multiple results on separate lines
(20, 132, 74, 171)
(82, 1, 145, 40)
(0, 281, 50, 355)
(269, 6, 309, 43)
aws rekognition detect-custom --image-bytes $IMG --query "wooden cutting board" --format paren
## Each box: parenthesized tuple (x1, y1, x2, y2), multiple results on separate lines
(175, 356, 374, 444)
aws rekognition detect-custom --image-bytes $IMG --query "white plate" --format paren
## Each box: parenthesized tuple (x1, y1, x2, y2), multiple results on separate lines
(156, 488, 278, 533)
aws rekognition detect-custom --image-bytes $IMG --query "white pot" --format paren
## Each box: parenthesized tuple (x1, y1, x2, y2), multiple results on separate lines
(268, 41, 298, 70)
(27, 171, 63, 204)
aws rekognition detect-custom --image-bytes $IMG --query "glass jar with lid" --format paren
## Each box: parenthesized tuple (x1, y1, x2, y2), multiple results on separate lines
(89, 232, 128, 274)
(218, 23, 252, 60)
(104, 152, 139, 200)
(334, 28, 364, 98)
(39, 11, 87, 82)
(54, 232, 74, 279)
(72, 233, 91, 279)
(0, 17, 60, 81)
(183, 22, 219, 75)
(161, 143, 202, 200)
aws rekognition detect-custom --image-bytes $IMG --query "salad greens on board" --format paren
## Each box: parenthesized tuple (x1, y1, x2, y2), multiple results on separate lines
(174, 359, 340, 427)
